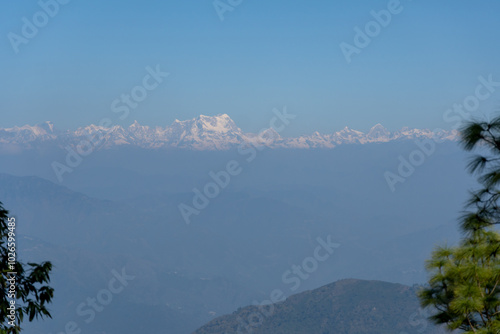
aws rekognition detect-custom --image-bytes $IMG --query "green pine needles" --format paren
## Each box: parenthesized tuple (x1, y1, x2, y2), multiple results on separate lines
(419, 116, 500, 333)
(420, 227, 500, 332)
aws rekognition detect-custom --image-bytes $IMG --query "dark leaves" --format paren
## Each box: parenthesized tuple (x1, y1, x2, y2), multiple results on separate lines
(0, 202, 54, 332)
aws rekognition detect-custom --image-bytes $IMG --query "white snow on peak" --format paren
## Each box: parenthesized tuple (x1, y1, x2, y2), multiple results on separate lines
(197, 114, 238, 133)
(369, 123, 387, 132)
(0, 116, 458, 150)
(367, 123, 391, 141)
(38, 121, 55, 133)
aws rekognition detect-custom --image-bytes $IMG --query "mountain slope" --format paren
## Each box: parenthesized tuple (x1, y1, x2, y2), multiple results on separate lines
(194, 279, 445, 334)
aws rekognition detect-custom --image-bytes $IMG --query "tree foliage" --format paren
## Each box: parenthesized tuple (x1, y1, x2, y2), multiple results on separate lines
(0, 202, 54, 333)
(420, 228, 500, 332)
(460, 116, 500, 232)
(419, 117, 500, 333)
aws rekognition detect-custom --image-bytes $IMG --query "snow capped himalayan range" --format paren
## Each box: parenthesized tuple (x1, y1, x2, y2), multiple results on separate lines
(0, 114, 457, 150)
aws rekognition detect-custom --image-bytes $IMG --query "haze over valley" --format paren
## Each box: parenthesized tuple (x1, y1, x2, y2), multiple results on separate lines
(2, 1, 499, 332)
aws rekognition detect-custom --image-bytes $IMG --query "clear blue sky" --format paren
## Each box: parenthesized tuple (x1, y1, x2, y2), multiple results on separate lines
(1, 0, 500, 136)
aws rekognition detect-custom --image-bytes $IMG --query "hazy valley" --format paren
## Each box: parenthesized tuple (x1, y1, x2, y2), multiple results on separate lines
(0, 133, 471, 333)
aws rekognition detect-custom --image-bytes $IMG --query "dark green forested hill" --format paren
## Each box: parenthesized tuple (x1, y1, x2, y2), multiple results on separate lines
(194, 279, 447, 334)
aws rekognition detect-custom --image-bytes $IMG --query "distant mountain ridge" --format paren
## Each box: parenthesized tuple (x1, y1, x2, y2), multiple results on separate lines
(0, 114, 457, 150)
(194, 279, 446, 334)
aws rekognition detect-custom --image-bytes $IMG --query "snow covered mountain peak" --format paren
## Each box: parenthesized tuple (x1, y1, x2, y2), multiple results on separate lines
(129, 120, 141, 128)
(369, 123, 386, 131)
(338, 126, 363, 135)
(0, 115, 458, 150)
(38, 121, 55, 133)
(367, 123, 391, 141)
(196, 114, 240, 133)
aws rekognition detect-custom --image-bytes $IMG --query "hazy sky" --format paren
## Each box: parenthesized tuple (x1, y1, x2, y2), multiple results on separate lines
(2, 0, 500, 136)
